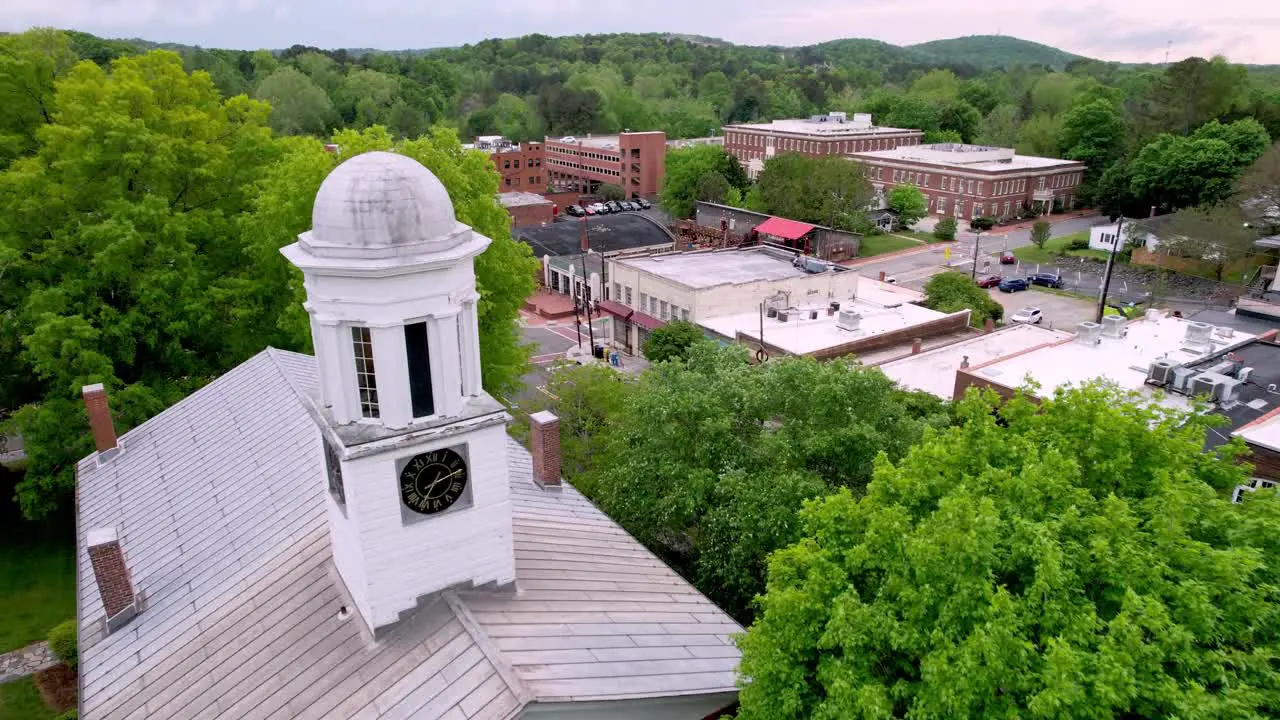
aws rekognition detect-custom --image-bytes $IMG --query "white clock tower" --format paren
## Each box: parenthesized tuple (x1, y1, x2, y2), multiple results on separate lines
(281, 151, 516, 636)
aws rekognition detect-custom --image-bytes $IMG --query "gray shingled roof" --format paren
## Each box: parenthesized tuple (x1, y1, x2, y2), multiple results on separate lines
(76, 349, 741, 719)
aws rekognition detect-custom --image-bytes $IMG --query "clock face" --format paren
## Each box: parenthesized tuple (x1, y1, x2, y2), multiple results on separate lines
(399, 448, 468, 515)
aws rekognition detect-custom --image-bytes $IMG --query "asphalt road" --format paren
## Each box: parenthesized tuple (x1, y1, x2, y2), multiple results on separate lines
(855, 215, 1105, 290)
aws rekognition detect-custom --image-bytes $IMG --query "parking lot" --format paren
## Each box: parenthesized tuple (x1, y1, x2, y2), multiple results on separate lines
(988, 286, 1097, 332)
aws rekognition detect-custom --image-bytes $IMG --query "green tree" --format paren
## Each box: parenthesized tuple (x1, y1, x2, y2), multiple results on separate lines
(910, 69, 961, 102)
(641, 320, 706, 363)
(525, 362, 631, 482)
(1129, 118, 1270, 211)
(598, 183, 625, 201)
(736, 384, 1280, 720)
(658, 144, 745, 217)
(922, 271, 1003, 327)
(938, 101, 981, 143)
(1030, 220, 1052, 249)
(0, 51, 279, 518)
(0, 29, 78, 167)
(887, 184, 927, 227)
(1057, 99, 1125, 180)
(1015, 113, 1063, 156)
(589, 343, 950, 619)
(757, 154, 872, 232)
(697, 71, 732, 119)
(933, 216, 958, 240)
(975, 104, 1021, 147)
(1237, 142, 1280, 232)
(959, 79, 1001, 116)
(695, 171, 730, 204)
(1159, 204, 1262, 281)
(255, 67, 334, 136)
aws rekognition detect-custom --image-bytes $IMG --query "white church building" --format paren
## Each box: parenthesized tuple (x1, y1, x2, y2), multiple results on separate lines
(73, 152, 742, 719)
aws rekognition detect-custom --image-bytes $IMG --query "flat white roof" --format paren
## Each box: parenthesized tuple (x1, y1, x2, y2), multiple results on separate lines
(726, 118, 918, 137)
(498, 191, 551, 207)
(700, 285, 946, 358)
(616, 247, 839, 289)
(974, 314, 1256, 402)
(880, 324, 1074, 399)
(850, 143, 1081, 171)
(1236, 410, 1280, 452)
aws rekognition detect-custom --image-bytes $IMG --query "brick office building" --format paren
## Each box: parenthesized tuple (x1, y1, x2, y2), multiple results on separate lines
(723, 112, 924, 179)
(498, 191, 555, 228)
(848, 143, 1086, 221)
(543, 131, 666, 198)
(483, 138, 546, 192)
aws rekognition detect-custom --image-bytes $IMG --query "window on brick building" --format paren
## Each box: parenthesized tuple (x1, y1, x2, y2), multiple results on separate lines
(660, 300, 669, 320)
(625, 286, 632, 305)
(937, 197, 946, 214)
(613, 282, 621, 301)
(682, 308, 690, 322)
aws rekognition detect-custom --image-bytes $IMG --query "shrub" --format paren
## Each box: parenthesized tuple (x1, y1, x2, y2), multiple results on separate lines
(1068, 237, 1089, 251)
(933, 217, 958, 240)
(48, 620, 77, 669)
(55, 711, 79, 720)
(642, 321, 707, 363)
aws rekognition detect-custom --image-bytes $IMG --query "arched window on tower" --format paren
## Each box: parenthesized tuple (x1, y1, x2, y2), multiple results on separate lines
(404, 322, 435, 418)
(352, 327, 379, 419)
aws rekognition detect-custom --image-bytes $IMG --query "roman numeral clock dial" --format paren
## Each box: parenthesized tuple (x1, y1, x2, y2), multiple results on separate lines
(400, 448, 468, 515)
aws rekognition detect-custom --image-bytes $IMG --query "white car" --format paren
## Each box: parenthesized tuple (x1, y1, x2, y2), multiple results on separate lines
(1010, 307, 1043, 324)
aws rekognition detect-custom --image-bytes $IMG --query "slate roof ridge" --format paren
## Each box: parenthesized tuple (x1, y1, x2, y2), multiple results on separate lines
(442, 591, 533, 717)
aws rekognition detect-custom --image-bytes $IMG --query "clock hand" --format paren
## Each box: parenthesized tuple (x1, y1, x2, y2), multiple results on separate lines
(423, 467, 463, 497)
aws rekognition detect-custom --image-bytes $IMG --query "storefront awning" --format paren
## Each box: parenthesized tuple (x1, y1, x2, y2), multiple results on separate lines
(630, 311, 665, 331)
(597, 299, 633, 319)
(754, 216, 816, 241)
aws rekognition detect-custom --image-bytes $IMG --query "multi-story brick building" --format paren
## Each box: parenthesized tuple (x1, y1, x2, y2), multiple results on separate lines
(543, 131, 666, 198)
(723, 112, 924, 179)
(848, 143, 1086, 221)
(481, 137, 546, 192)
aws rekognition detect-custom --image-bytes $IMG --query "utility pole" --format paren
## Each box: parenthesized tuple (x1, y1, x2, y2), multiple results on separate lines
(1096, 216, 1124, 323)
(970, 228, 983, 280)
(579, 219, 596, 353)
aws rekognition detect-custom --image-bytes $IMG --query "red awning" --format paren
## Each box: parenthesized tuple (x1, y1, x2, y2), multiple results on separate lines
(629, 311, 665, 331)
(596, 299, 633, 319)
(754, 216, 816, 241)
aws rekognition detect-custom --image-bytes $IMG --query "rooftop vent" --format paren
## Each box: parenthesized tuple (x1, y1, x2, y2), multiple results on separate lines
(851, 113, 872, 129)
(836, 310, 861, 331)
(1146, 358, 1178, 386)
(1075, 321, 1102, 345)
(1183, 321, 1213, 347)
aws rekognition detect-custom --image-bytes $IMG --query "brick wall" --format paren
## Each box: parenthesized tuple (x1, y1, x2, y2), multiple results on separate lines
(87, 532, 136, 621)
(506, 202, 554, 228)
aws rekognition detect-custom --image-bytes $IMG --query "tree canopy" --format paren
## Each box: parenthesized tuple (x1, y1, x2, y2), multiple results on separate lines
(658, 144, 747, 218)
(736, 384, 1280, 719)
(922, 272, 1003, 327)
(887, 185, 927, 227)
(756, 153, 873, 231)
(641, 320, 706, 362)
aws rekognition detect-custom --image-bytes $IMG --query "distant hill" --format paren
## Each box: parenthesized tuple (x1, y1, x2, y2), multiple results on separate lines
(907, 35, 1082, 71)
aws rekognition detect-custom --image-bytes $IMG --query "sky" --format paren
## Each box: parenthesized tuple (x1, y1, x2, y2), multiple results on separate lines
(2, 0, 1278, 64)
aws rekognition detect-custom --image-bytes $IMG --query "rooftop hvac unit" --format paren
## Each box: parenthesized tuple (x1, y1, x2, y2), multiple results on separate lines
(1147, 358, 1178, 386)
(1170, 366, 1197, 393)
(777, 310, 790, 323)
(1239, 367, 1254, 383)
(852, 113, 872, 129)
(828, 111, 847, 123)
(1213, 326, 1235, 340)
(1190, 372, 1230, 401)
(836, 310, 862, 331)
(1205, 360, 1237, 377)
(1074, 321, 1102, 345)
(803, 258, 828, 274)
(1100, 314, 1127, 338)
(1183, 321, 1213, 347)
(1218, 377, 1244, 403)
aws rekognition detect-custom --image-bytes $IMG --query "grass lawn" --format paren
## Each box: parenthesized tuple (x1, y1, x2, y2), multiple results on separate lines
(0, 677, 57, 720)
(0, 471, 77, 655)
(1013, 231, 1109, 264)
(860, 234, 922, 256)
(894, 229, 939, 243)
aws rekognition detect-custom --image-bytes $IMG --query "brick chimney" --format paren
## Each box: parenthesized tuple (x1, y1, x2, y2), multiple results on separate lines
(911, 338, 923, 354)
(82, 383, 117, 454)
(580, 218, 589, 252)
(87, 528, 139, 632)
(529, 411, 562, 488)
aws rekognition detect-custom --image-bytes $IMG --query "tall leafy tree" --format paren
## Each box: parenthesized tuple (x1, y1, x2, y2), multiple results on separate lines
(0, 51, 279, 517)
(887, 184, 927, 227)
(255, 67, 335, 136)
(658, 144, 746, 218)
(0, 28, 78, 167)
(1057, 99, 1126, 180)
(756, 153, 873, 231)
(922, 271, 1002, 327)
(737, 384, 1280, 720)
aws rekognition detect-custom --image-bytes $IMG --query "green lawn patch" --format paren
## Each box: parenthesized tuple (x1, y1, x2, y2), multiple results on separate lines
(859, 234, 921, 257)
(0, 677, 57, 720)
(1013, 231, 1109, 265)
(0, 470, 76, 655)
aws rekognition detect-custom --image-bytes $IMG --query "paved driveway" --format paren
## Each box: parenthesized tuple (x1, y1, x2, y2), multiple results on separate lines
(989, 286, 1097, 332)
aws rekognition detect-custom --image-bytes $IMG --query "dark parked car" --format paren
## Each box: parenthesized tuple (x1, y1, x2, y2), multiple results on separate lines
(621, 201, 637, 211)
(976, 275, 1003, 288)
(565, 204, 584, 217)
(635, 198, 652, 209)
(999, 251, 1017, 265)
(1029, 272, 1063, 289)
(998, 277, 1030, 293)
(606, 200, 623, 213)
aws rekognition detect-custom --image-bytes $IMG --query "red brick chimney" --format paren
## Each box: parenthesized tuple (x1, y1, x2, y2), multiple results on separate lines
(878, 271, 886, 281)
(82, 383, 117, 453)
(580, 218, 589, 252)
(529, 411, 562, 488)
(87, 527, 139, 632)
(911, 338, 923, 354)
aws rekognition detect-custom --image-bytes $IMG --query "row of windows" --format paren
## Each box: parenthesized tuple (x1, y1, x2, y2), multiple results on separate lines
(548, 145, 622, 163)
(547, 157, 621, 177)
(502, 157, 541, 169)
(727, 133, 917, 155)
(503, 176, 543, 187)
(933, 197, 1034, 219)
(625, 288, 690, 322)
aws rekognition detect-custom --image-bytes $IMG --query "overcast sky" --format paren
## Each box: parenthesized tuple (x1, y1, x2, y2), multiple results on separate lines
(3, 0, 1278, 64)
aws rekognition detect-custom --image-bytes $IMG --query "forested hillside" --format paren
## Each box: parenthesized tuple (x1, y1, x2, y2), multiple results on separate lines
(907, 35, 1082, 70)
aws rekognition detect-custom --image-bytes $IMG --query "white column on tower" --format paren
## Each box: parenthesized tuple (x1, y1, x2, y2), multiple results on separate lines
(370, 323, 411, 429)
(460, 299, 482, 396)
(428, 311, 463, 417)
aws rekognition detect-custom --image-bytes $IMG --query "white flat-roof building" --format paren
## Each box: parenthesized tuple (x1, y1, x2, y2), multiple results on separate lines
(599, 245, 975, 361)
(880, 324, 1075, 399)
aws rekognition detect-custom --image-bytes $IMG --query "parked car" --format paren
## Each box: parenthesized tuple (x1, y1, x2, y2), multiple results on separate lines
(998, 277, 1030, 292)
(582, 204, 597, 216)
(1029, 272, 1063, 289)
(591, 203, 608, 214)
(635, 198, 652, 209)
(1011, 307, 1044, 324)
(999, 251, 1017, 265)
(976, 275, 1003, 288)
(606, 201, 623, 213)
(565, 205, 584, 217)
(621, 201, 637, 211)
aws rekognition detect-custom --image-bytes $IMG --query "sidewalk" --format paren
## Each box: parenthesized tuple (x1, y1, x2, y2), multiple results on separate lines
(0, 641, 56, 683)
